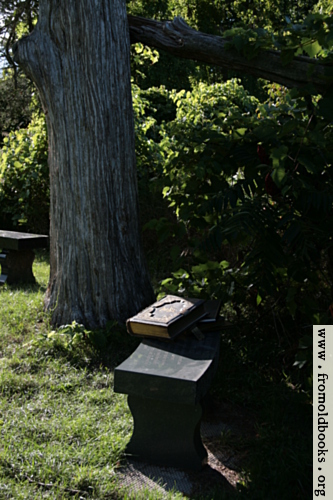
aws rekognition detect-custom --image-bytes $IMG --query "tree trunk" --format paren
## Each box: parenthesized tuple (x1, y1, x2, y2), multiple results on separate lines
(128, 15, 332, 94)
(14, 0, 155, 328)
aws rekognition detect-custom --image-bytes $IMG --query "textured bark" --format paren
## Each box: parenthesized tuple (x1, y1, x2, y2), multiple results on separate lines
(14, 0, 155, 327)
(128, 15, 332, 94)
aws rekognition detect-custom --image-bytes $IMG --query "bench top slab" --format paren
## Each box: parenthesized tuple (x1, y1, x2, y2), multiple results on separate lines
(0, 230, 48, 251)
(114, 331, 220, 405)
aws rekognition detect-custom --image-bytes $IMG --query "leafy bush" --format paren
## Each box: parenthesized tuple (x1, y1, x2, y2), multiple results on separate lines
(0, 114, 49, 234)
(0, 70, 35, 142)
(147, 78, 333, 335)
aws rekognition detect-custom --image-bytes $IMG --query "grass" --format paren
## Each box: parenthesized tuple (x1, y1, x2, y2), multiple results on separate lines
(0, 252, 312, 499)
(0, 254, 135, 499)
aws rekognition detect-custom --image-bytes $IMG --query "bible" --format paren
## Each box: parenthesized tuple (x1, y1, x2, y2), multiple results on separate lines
(126, 295, 207, 339)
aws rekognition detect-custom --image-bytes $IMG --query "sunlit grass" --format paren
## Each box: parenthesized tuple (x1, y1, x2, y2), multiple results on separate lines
(0, 255, 132, 498)
(0, 253, 312, 499)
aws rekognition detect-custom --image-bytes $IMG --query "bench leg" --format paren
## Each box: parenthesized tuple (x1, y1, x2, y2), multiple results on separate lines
(126, 394, 207, 471)
(0, 249, 36, 285)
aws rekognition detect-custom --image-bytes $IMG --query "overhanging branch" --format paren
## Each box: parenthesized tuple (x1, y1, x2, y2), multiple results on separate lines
(128, 15, 332, 94)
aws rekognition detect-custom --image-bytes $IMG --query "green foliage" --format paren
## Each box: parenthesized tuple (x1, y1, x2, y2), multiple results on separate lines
(126, 1, 333, 93)
(130, 43, 159, 85)
(142, 78, 333, 361)
(0, 114, 49, 233)
(0, 70, 36, 143)
(224, 11, 333, 61)
(314, 0, 333, 14)
(132, 84, 176, 178)
(0, 2, 38, 78)
(127, 0, 319, 33)
(130, 57, 333, 351)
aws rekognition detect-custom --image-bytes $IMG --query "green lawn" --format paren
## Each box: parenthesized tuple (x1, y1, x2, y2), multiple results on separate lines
(0, 253, 312, 499)
(0, 254, 136, 499)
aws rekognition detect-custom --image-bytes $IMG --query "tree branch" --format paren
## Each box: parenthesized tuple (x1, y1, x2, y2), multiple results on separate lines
(128, 15, 332, 94)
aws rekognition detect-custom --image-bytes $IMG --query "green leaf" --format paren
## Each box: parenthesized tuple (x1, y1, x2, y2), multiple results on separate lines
(298, 155, 318, 174)
(160, 278, 173, 286)
(235, 128, 247, 137)
(162, 186, 171, 197)
(271, 167, 286, 187)
(233, 34, 246, 52)
(220, 260, 229, 269)
(304, 40, 322, 57)
(192, 261, 220, 274)
(270, 146, 288, 185)
(172, 269, 189, 279)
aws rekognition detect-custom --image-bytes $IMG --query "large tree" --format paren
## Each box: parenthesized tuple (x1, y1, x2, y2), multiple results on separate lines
(13, 0, 155, 327)
(8, 0, 333, 328)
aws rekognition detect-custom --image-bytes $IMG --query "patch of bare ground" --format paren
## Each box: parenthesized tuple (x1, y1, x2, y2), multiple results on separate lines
(117, 398, 257, 498)
(188, 399, 257, 497)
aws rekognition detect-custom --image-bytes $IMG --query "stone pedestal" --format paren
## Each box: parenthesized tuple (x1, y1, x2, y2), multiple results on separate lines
(1, 250, 36, 284)
(0, 230, 48, 285)
(114, 331, 220, 471)
(126, 395, 207, 470)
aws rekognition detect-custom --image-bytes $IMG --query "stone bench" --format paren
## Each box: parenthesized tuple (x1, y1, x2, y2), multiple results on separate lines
(114, 331, 220, 471)
(0, 230, 48, 285)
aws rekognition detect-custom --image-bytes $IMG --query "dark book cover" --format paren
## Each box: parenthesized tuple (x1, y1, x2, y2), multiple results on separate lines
(199, 299, 223, 323)
(126, 295, 207, 339)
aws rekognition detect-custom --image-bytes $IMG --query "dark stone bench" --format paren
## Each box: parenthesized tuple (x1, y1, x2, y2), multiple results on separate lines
(114, 331, 220, 471)
(0, 230, 48, 285)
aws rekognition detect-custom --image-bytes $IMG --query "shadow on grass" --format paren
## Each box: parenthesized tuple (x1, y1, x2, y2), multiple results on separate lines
(0, 249, 49, 293)
(17, 305, 311, 499)
(32, 321, 141, 374)
(90, 324, 311, 499)
(3, 282, 48, 294)
(188, 325, 313, 500)
(34, 248, 50, 264)
(116, 377, 311, 499)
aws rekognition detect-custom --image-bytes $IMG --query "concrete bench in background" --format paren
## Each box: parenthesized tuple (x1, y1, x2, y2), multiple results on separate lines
(0, 230, 48, 285)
